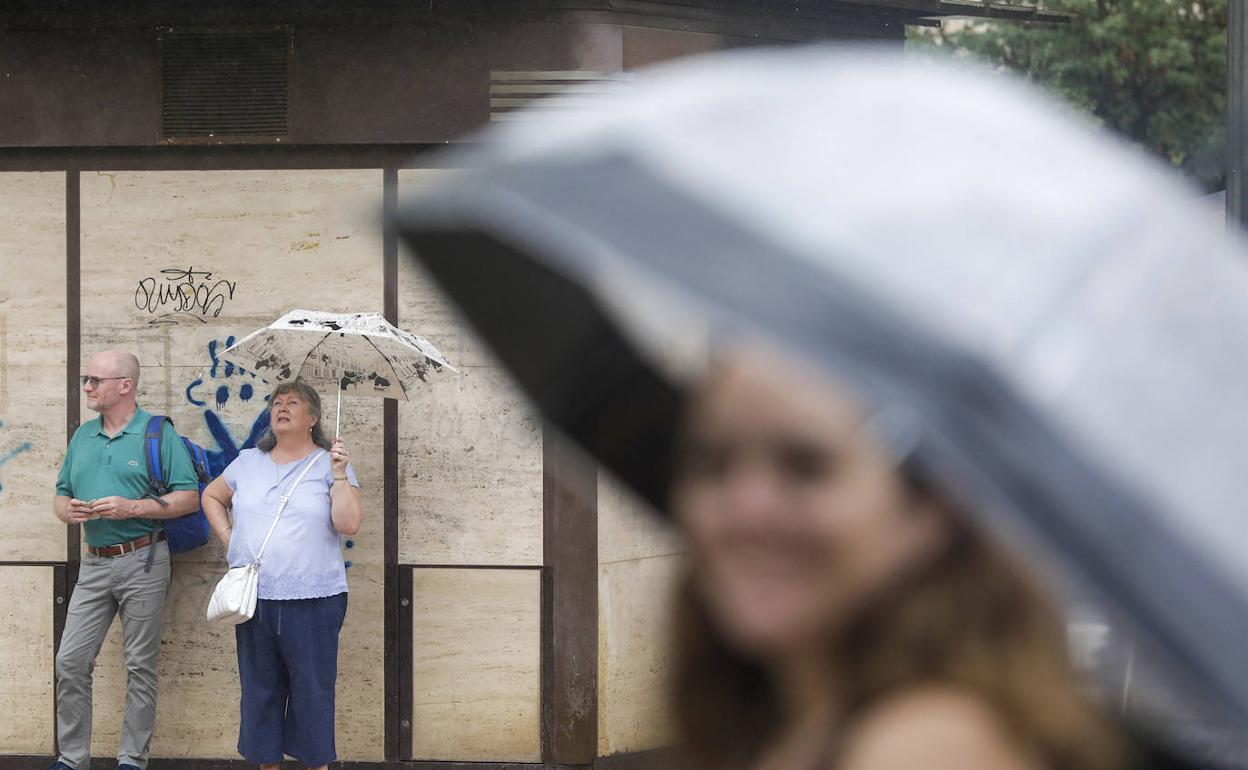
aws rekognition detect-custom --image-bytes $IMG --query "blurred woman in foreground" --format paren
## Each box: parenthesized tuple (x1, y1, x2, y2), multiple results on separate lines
(669, 346, 1128, 770)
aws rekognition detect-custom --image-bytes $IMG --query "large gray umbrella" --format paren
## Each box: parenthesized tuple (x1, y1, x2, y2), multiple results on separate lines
(392, 47, 1248, 751)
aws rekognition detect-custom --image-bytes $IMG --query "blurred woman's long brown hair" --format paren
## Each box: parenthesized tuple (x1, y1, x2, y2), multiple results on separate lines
(672, 490, 1128, 770)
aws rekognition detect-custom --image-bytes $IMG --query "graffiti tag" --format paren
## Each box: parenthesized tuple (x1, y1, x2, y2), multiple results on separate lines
(135, 266, 239, 326)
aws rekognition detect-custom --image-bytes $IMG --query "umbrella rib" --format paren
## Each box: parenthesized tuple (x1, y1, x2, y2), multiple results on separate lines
(299, 331, 334, 383)
(363, 335, 411, 400)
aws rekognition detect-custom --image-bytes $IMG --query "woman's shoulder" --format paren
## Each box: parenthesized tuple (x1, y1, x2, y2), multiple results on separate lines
(227, 447, 268, 473)
(235, 447, 264, 463)
(838, 685, 1042, 770)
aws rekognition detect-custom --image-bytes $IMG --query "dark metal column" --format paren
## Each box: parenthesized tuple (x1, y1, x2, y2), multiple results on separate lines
(65, 169, 81, 570)
(56, 168, 82, 757)
(382, 167, 406, 761)
(541, 428, 598, 765)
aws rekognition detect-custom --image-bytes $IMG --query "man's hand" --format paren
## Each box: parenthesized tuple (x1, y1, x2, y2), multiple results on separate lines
(90, 496, 137, 520)
(66, 498, 97, 524)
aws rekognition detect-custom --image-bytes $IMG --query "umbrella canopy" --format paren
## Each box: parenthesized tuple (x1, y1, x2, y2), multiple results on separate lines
(221, 308, 455, 400)
(391, 48, 1248, 749)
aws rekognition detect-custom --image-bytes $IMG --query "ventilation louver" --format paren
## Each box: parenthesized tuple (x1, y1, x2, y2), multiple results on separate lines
(160, 29, 290, 141)
(489, 71, 634, 122)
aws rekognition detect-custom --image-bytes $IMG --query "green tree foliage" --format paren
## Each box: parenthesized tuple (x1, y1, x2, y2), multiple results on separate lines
(909, 1, 1227, 190)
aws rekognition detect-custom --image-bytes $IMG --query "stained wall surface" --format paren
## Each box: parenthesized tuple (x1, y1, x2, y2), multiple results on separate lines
(0, 169, 548, 763)
(0, 172, 68, 563)
(0, 566, 55, 755)
(0, 172, 65, 755)
(597, 472, 685, 757)
(78, 169, 388, 760)
(398, 170, 545, 762)
(410, 568, 541, 761)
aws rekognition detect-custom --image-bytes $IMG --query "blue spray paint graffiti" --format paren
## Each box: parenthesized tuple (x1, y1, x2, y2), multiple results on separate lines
(186, 337, 269, 476)
(184, 340, 353, 569)
(0, 418, 34, 494)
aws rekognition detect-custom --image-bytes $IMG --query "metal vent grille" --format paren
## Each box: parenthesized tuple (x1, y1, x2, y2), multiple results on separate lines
(160, 29, 290, 141)
(490, 71, 633, 122)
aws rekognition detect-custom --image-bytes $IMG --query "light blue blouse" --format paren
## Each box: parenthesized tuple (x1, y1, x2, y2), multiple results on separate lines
(224, 447, 359, 600)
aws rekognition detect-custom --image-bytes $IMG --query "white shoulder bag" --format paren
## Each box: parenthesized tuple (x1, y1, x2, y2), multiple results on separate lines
(206, 450, 325, 624)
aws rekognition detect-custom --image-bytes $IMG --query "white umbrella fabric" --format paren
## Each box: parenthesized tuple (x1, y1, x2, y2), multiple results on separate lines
(221, 308, 455, 434)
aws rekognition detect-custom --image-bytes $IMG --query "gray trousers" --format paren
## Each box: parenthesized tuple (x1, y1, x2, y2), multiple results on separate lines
(55, 541, 171, 770)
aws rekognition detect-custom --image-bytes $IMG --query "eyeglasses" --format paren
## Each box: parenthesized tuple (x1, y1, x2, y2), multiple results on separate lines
(80, 375, 128, 388)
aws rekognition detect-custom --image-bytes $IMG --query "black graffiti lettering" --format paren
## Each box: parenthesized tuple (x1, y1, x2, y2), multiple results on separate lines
(134, 267, 238, 324)
(160, 267, 213, 282)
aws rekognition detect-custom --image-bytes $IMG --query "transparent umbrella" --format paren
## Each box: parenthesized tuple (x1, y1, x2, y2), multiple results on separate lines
(393, 47, 1248, 761)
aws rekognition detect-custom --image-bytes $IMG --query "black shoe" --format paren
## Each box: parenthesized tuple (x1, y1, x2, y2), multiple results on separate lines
(47, 762, 75, 770)
(117, 765, 142, 770)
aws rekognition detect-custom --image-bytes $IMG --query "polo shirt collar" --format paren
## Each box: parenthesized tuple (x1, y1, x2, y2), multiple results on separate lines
(89, 407, 150, 437)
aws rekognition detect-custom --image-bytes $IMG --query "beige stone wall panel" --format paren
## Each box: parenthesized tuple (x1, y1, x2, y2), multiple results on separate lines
(0, 172, 67, 562)
(79, 169, 386, 366)
(78, 168, 386, 426)
(73, 169, 386, 758)
(90, 562, 240, 758)
(395, 172, 542, 566)
(336, 562, 385, 761)
(0, 565, 55, 755)
(410, 567, 541, 762)
(597, 554, 684, 756)
(398, 366, 541, 566)
(1, 365, 68, 561)
(89, 561, 383, 761)
(598, 470, 685, 757)
(77, 171, 386, 569)
(396, 170, 489, 369)
(598, 470, 683, 566)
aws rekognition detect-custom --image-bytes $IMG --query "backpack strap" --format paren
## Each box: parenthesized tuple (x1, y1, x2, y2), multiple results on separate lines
(142, 415, 173, 505)
(180, 435, 207, 482)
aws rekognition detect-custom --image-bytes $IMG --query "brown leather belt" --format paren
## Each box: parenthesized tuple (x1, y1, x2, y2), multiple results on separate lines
(88, 531, 166, 558)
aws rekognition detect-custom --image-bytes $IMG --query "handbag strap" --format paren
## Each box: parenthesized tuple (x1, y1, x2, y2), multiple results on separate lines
(254, 449, 325, 563)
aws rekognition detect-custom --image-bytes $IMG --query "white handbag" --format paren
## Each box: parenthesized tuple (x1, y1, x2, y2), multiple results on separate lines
(206, 450, 324, 624)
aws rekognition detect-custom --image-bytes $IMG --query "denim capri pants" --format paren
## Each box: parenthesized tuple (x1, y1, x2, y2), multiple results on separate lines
(236, 593, 348, 766)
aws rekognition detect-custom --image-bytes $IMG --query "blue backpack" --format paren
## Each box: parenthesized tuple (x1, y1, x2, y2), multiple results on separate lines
(143, 415, 212, 553)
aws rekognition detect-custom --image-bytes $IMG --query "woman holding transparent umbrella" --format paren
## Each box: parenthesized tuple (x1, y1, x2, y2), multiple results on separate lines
(202, 380, 362, 770)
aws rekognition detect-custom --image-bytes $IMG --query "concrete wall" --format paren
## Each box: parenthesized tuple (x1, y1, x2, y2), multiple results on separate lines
(597, 473, 685, 757)
(0, 172, 67, 563)
(0, 169, 544, 762)
(0, 172, 66, 754)
(0, 565, 55, 755)
(398, 170, 544, 760)
(74, 169, 391, 760)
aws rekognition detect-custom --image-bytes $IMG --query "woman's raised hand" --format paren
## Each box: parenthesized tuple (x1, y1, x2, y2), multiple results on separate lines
(331, 437, 351, 476)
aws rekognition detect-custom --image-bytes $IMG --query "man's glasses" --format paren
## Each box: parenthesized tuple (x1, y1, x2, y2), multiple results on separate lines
(80, 376, 128, 388)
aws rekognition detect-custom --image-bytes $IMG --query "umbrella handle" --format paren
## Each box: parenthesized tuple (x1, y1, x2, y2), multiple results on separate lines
(336, 389, 341, 439)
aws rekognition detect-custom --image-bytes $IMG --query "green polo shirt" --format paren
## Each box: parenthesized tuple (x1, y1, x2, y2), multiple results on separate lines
(55, 407, 199, 548)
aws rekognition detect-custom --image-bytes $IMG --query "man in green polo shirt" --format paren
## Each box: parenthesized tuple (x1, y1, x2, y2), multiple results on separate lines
(50, 350, 200, 770)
